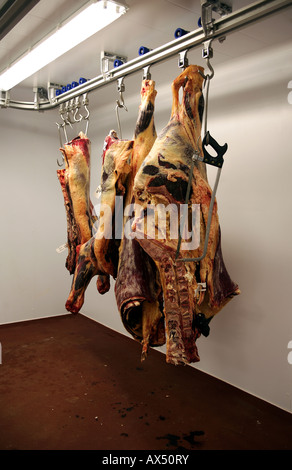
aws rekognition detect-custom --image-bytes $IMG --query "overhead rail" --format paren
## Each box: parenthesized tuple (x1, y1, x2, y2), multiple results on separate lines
(0, 0, 291, 111)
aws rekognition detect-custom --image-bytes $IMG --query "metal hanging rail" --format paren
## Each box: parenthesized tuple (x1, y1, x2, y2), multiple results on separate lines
(0, 0, 291, 111)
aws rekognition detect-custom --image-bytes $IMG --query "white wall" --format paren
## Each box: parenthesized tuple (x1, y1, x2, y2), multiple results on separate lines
(0, 41, 291, 412)
(0, 104, 71, 322)
(194, 42, 292, 413)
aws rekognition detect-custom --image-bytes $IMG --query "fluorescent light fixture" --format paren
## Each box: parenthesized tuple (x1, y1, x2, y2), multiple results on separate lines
(0, 0, 128, 91)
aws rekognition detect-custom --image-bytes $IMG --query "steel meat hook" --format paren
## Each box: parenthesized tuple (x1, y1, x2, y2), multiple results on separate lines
(143, 65, 151, 80)
(73, 96, 83, 123)
(56, 122, 65, 167)
(59, 103, 71, 143)
(56, 102, 72, 166)
(65, 100, 75, 126)
(82, 93, 90, 135)
(62, 101, 74, 128)
(198, 39, 214, 137)
(201, 39, 215, 78)
(115, 77, 128, 139)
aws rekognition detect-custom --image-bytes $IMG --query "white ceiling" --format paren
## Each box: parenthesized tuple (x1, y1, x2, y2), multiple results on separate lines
(0, 0, 292, 93)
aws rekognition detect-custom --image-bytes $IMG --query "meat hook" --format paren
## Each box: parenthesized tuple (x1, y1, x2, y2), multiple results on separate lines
(115, 77, 128, 139)
(64, 100, 75, 127)
(56, 122, 65, 167)
(198, 39, 214, 139)
(202, 74, 211, 137)
(143, 65, 151, 80)
(73, 97, 83, 123)
(57, 153, 65, 167)
(199, 39, 214, 80)
(59, 103, 72, 143)
(82, 93, 90, 135)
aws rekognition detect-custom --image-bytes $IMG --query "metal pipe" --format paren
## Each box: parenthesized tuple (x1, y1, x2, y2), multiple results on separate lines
(1, 0, 291, 111)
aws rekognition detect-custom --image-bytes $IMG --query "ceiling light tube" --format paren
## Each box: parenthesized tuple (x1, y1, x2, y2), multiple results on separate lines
(0, 0, 128, 91)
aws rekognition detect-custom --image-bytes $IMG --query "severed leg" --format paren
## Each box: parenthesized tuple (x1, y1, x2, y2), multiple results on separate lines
(65, 238, 99, 314)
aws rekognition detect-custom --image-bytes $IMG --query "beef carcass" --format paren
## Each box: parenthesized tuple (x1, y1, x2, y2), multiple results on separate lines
(57, 168, 80, 274)
(58, 132, 97, 274)
(114, 79, 166, 358)
(59, 132, 96, 244)
(65, 80, 158, 314)
(95, 130, 133, 277)
(132, 65, 240, 365)
(65, 132, 133, 313)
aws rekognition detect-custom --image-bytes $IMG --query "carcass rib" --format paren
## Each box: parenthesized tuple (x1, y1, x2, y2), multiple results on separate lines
(133, 65, 240, 365)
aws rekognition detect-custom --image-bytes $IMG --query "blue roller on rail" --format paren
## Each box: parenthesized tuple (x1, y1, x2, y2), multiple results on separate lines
(138, 46, 152, 55)
(174, 27, 190, 38)
(55, 78, 87, 96)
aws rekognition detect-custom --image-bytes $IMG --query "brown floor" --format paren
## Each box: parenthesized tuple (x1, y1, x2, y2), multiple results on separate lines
(0, 313, 291, 451)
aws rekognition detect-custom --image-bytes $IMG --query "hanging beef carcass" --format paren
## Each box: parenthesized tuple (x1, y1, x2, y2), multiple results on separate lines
(57, 132, 97, 274)
(65, 80, 159, 315)
(94, 129, 133, 296)
(95, 130, 133, 278)
(57, 168, 80, 274)
(114, 79, 166, 359)
(132, 65, 240, 365)
(64, 132, 133, 313)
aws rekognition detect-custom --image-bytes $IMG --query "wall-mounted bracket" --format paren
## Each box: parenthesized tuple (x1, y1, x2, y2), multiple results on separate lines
(201, 0, 232, 36)
(0, 90, 10, 108)
(47, 82, 64, 103)
(33, 86, 48, 109)
(101, 51, 127, 80)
